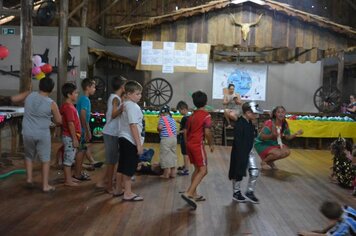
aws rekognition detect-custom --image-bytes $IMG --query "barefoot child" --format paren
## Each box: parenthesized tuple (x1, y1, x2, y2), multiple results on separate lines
(176, 101, 190, 176)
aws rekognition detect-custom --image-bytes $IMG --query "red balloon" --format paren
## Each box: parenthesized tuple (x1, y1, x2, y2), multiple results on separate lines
(0, 45, 9, 59)
(40, 63, 53, 74)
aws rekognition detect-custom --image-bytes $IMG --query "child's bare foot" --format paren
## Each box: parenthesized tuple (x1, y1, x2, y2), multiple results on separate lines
(64, 181, 79, 187)
(43, 185, 56, 192)
(261, 161, 272, 170)
(160, 175, 170, 179)
(170, 175, 176, 178)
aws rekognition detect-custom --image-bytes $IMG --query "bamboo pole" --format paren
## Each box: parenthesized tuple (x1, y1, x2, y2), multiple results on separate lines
(20, 0, 33, 92)
(337, 51, 344, 93)
(58, 0, 69, 105)
(80, 0, 88, 27)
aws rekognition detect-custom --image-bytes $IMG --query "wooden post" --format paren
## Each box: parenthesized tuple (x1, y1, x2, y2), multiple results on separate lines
(58, 0, 69, 105)
(20, 0, 33, 92)
(81, 0, 89, 27)
(337, 51, 344, 93)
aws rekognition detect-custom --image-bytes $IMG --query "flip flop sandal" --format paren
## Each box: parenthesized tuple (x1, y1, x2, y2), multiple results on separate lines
(181, 194, 197, 210)
(113, 191, 124, 197)
(123, 195, 143, 201)
(72, 174, 91, 181)
(194, 195, 206, 201)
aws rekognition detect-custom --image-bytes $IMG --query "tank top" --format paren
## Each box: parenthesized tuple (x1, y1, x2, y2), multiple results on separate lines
(22, 92, 53, 137)
(102, 94, 121, 136)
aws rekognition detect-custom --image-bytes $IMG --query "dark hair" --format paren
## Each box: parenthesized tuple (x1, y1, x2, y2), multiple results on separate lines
(176, 101, 188, 110)
(111, 76, 126, 91)
(125, 80, 142, 93)
(242, 102, 253, 114)
(271, 106, 288, 133)
(81, 78, 95, 90)
(192, 91, 207, 108)
(62, 83, 77, 98)
(320, 201, 343, 220)
(228, 84, 235, 89)
(39, 77, 55, 93)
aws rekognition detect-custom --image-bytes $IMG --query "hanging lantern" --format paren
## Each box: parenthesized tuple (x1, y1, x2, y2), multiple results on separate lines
(0, 45, 9, 59)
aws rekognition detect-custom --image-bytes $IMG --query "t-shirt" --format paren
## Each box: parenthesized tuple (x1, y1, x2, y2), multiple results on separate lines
(118, 100, 145, 146)
(76, 95, 91, 134)
(179, 115, 189, 143)
(186, 109, 211, 145)
(103, 94, 121, 136)
(60, 102, 81, 139)
(327, 206, 356, 236)
(22, 92, 53, 137)
(158, 115, 177, 138)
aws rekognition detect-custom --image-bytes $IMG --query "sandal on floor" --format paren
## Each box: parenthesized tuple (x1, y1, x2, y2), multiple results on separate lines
(72, 174, 91, 181)
(194, 195, 206, 201)
(123, 195, 143, 201)
(113, 191, 124, 197)
(181, 194, 197, 210)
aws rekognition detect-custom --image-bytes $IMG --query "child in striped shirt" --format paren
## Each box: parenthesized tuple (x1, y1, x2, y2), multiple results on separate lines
(157, 105, 177, 179)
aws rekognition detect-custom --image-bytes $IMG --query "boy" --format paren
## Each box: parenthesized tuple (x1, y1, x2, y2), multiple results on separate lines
(22, 77, 61, 192)
(181, 91, 214, 210)
(97, 76, 126, 194)
(60, 83, 83, 186)
(228, 102, 263, 204)
(298, 201, 356, 236)
(76, 78, 98, 178)
(115, 80, 144, 201)
(176, 101, 190, 176)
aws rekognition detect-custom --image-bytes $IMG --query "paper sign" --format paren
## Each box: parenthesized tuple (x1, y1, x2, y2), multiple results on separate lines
(196, 54, 209, 70)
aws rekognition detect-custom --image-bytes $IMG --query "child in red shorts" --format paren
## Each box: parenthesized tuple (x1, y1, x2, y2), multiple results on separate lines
(181, 91, 214, 210)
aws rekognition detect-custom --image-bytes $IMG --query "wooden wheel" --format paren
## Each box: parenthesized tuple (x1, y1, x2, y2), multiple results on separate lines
(313, 86, 342, 113)
(144, 78, 173, 107)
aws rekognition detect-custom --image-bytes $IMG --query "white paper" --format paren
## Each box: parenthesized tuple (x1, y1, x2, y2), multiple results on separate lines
(163, 42, 175, 51)
(141, 48, 153, 65)
(185, 51, 196, 67)
(174, 50, 186, 67)
(186, 43, 198, 53)
(162, 50, 174, 66)
(150, 49, 163, 65)
(196, 54, 209, 70)
(141, 41, 153, 49)
(162, 64, 174, 73)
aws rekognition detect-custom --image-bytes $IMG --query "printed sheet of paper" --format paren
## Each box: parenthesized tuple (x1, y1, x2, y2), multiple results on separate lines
(196, 54, 209, 70)
(174, 50, 186, 67)
(162, 65, 174, 73)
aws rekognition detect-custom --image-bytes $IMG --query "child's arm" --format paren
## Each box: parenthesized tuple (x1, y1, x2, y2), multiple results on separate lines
(80, 109, 91, 142)
(68, 121, 79, 148)
(51, 102, 62, 125)
(204, 127, 214, 152)
(130, 123, 143, 155)
(10, 91, 30, 104)
(285, 129, 303, 140)
(233, 93, 242, 105)
(111, 97, 122, 119)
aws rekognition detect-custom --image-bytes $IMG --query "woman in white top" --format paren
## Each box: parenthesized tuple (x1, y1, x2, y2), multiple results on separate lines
(223, 84, 242, 128)
(96, 76, 126, 194)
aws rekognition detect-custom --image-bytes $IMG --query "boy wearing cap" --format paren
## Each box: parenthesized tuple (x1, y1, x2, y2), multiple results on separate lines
(228, 102, 263, 204)
(157, 105, 178, 178)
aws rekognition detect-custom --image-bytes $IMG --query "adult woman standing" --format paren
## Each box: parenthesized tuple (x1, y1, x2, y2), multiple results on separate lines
(346, 94, 356, 115)
(223, 84, 242, 128)
(254, 106, 303, 170)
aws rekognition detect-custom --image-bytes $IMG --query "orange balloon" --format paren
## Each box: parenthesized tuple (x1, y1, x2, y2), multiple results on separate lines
(40, 64, 52, 74)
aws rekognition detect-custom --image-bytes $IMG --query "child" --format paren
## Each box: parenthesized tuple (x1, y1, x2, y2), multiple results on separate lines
(22, 77, 61, 192)
(97, 76, 126, 194)
(114, 80, 144, 201)
(181, 91, 214, 210)
(176, 101, 190, 176)
(76, 78, 97, 179)
(298, 201, 356, 236)
(228, 102, 263, 204)
(60, 83, 83, 186)
(157, 105, 177, 179)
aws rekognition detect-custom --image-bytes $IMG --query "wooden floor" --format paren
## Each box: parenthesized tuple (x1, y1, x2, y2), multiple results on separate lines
(0, 143, 355, 236)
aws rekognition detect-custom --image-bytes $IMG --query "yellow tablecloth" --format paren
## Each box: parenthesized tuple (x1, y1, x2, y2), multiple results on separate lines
(144, 114, 183, 133)
(288, 120, 356, 139)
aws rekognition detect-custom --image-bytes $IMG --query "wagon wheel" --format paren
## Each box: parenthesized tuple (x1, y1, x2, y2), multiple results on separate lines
(90, 76, 106, 100)
(313, 86, 342, 113)
(144, 78, 173, 107)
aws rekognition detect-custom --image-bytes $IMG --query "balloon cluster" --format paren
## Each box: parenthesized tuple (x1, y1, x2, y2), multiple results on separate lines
(32, 55, 52, 80)
(0, 45, 9, 60)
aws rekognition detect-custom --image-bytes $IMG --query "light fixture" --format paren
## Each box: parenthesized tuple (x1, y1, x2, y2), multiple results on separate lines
(0, 15, 15, 25)
(231, 0, 265, 5)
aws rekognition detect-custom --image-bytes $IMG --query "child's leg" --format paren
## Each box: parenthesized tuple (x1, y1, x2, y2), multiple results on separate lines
(224, 109, 232, 127)
(42, 161, 54, 191)
(105, 164, 115, 191)
(74, 151, 85, 178)
(247, 152, 259, 193)
(114, 172, 124, 195)
(25, 159, 33, 184)
(64, 165, 78, 186)
(161, 168, 171, 178)
(186, 165, 207, 197)
(183, 155, 190, 170)
(170, 167, 176, 178)
(23, 136, 35, 184)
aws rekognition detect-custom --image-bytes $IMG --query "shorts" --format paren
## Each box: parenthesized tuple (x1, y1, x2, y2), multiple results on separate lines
(23, 135, 51, 162)
(159, 136, 177, 169)
(103, 134, 119, 164)
(62, 135, 77, 166)
(187, 143, 207, 167)
(117, 138, 139, 177)
(179, 135, 187, 155)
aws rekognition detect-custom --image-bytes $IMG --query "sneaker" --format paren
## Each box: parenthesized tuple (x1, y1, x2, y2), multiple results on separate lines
(245, 191, 259, 204)
(178, 169, 189, 176)
(232, 191, 246, 202)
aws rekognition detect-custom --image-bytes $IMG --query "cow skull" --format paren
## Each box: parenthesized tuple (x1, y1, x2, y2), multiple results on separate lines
(230, 14, 263, 41)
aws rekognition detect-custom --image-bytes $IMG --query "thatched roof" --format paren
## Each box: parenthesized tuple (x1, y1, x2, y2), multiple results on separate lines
(88, 47, 136, 66)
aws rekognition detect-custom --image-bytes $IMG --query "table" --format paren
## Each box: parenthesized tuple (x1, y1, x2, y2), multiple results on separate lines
(144, 114, 183, 133)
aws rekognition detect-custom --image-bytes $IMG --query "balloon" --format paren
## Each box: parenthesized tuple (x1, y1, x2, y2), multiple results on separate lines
(40, 63, 52, 74)
(0, 45, 9, 59)
(32, 66, 42, 75)
(35, 72, 45, 80)
(32, 55, 42, 66)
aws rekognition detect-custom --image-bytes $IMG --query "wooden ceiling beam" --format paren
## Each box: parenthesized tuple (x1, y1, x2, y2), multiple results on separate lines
(88, 0, 120, 26)
(68, 1, 85, 19)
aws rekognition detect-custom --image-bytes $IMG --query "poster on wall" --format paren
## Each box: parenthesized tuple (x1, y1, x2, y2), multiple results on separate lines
(212, 63, 267, 101)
